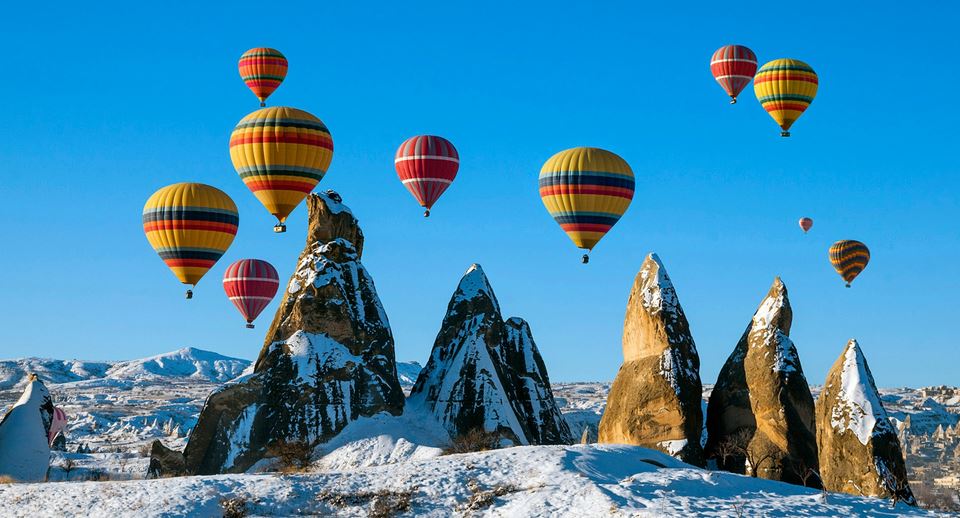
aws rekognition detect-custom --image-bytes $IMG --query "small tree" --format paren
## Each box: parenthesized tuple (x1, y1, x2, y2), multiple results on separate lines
(267, 440, 314, 472)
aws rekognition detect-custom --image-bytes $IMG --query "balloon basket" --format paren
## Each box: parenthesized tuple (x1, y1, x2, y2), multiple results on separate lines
(781, 131, 791, 137)
(730, 97, 737, 105)
(581, 254, 590, 264)
(246, 323, 255, 329)
(274, 223, 286, 233)
(260, 101, 266, 107)
(423, 209, 430, 218)
(845, 284, 851, 288)
(185, 289, 193, 299)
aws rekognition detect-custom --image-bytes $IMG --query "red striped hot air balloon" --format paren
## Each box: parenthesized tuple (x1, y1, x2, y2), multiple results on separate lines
(395, 135, 459, 217)
(222, 259, 280, 328)
(238, 48, 288, 107)
(799, 217, 813, 233)
(710, 45, 758, 104)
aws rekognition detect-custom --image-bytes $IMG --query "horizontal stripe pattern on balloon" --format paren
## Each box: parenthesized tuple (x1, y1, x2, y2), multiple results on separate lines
(143, 183, 238, 286)
(539, 147, 634, 252)
(223, 259, 280, 327)
(754, 59, 818, 134)
(230, 107, 333, 224)
(395, 135, 459, 213)
(238, 48, 288, 105)
(710, 45, 757, 102)
(829, 240, 870, 286)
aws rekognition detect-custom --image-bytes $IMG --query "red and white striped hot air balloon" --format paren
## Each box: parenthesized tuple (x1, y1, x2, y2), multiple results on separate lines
(48, 407, 67, 446)
(222, 259, 280, 328)
(710, 45, 758, 104)
(799, 217, 813, 234)
(394, 135, 459, 217)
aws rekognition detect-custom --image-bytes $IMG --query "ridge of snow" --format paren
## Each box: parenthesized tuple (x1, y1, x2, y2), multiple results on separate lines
(317, 190, 351, 215)
(831, 339, 893, 445)
(638, 253, 678, 314)
(749, 285, 800, 375)
(452, 264, 499, 312)
(270, 331, 364, 383)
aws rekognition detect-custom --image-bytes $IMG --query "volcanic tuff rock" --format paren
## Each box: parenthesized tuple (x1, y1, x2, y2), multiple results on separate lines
(598, 254, 704, 466)
(0, 375, 54, 482)
(704, 278, 820, 487)
(816, 339, 916, 504)
(408, 264, 572, 446)
(153, 191, 405, 475)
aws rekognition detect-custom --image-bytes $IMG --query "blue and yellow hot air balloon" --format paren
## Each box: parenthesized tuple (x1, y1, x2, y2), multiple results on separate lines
(754, 59, 818, 137)
(829, 240, 870, 288)
(539, 147, 635, 263)
(142, 183, 239, 298)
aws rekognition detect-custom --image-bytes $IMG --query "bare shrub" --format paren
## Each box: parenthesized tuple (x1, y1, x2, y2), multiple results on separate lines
(138, 443, 152, 458)
(443, 428, 501, 455)
(86, 469, 109, 481)
(317, 488, 415, 517)
(459, 479, 521, 511)
(220, 496, 249, 518)
(61, 457, 76, 476)
(266, 440, 314, 472)
(0, 476, 17, 484)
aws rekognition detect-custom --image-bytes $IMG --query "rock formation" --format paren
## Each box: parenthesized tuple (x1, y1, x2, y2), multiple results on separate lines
(0, 374, 54, 482)
(816, 339, 916, 505)
(704, 278, 820, 487)
(153, 191, 405, 475)
(598, 254, 704, 466)
(408, 264, 572, 445)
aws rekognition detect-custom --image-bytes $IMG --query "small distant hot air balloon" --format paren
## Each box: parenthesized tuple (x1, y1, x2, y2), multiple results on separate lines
(238, 48, 288, 107)
(539, 147, 635, 263)
(710, 45, 758, 104)
(799, 217, 813, 233)
(230, 107, 333, 232)
(829, 240, 870, 287)
(394, 135, 459, 217)
(222, 259, 280, 328)
(48, 407, 67, 447)
(143, 183, 239, 298)
(754, 59, 818, 137)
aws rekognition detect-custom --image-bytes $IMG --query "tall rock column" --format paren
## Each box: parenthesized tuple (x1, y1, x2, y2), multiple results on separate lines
(157, 191, 406, 475)
(816, 339, 916, 505)
(598, 254, 704, 466)
(0, 374, 54, 482)
(705, 278, 820, 487)
(407, 264, 572, 446)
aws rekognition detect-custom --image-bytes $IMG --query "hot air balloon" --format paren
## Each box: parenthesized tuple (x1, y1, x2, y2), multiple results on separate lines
(238, 48, 288, 107)
(143, 183, 239, 298)
(229, 107, 333, 232)
(799, 217, 813, 233)
(539, 147, 635, 263)
(710, 45, 758, 104)
(222, 259, 280, 328)
(829, 240, 870, 287)
(754, 59, 818, 136)
(394, 135, 459, 217)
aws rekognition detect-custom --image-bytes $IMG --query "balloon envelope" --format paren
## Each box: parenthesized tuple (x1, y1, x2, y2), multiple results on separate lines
(829, 240, 870, 287)
(395, 135, 459, 215)
(143, 183, 238, 288)
(710, 45, 757, 103)
(238, 48, 288, 106)
(799, 217, 813, 233)
(754, 59, 818, 136)
(223, 259, 280, 327)
(229, 107, 333, 227)
(539, 147, 635, 253)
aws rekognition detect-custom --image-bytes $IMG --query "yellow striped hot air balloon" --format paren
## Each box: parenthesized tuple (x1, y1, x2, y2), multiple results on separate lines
(829, 240, 870, 287)
(229, 107, 333, 232)
(539, 147, 635, 263)
(142, 183, 239, 298)
(754, 59, 818, 137)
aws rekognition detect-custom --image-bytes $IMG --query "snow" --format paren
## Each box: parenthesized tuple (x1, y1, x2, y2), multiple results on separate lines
(0, 358, 110, 390)
(830, 339, 892, 445)
(0, 444, 934, 517)
(395, 361, 422, 389)
(452, 264, 498, 312)
(104, 347, 249, 383)
(749, 284, 800, 375)
(0, 378, 52, 482)
(639, 253, 678, 314)
(272, 331, 363, 383)
(318, 189, 351, 215)
(657, 439, 689, 456)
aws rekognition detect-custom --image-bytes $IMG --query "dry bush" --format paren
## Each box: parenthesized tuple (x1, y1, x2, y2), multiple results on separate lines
(317, 488, 415, 517)
(138, 443, 152, 458)
(219, 496, 249, 518)
(459, 479, 521, 511)
(0, 476, 17, 484)
(266, 440, 314, 472)
(61, 457, 76, 475)
(86, 469, 109, 481)
(443, 428, 502, 455)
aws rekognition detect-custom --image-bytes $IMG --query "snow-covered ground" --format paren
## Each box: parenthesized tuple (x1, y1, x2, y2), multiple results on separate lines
(0, 348, 957, 516)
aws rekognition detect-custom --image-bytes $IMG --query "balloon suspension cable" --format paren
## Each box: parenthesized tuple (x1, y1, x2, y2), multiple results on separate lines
(581, 253, 590, 264)
(246, 323, 255, 329)
(730, 97, 737, 104)
(274, 223, 286, 233)
(781, 131, 791, 137)
(423, 209, 430, 218)
(185, 289, 193, 299)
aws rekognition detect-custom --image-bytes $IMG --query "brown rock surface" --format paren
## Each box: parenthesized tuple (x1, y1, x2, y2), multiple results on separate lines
(704, 278, 820, 487)
(816, 339, 915, 504)
(598, 254, 704, 465)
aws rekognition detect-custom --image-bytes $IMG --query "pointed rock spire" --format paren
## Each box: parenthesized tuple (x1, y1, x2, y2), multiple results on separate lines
(705, 278, 820, 486)
(408, 264, 571, 446)
(816, 340, 916, 505)
(159, 192, 406, 475)
(0, 375, 54, 482)
(599, 254, 704, 465)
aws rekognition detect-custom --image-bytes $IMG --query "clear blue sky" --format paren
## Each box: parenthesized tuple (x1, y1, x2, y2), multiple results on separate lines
(1, 2, 957, 388)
